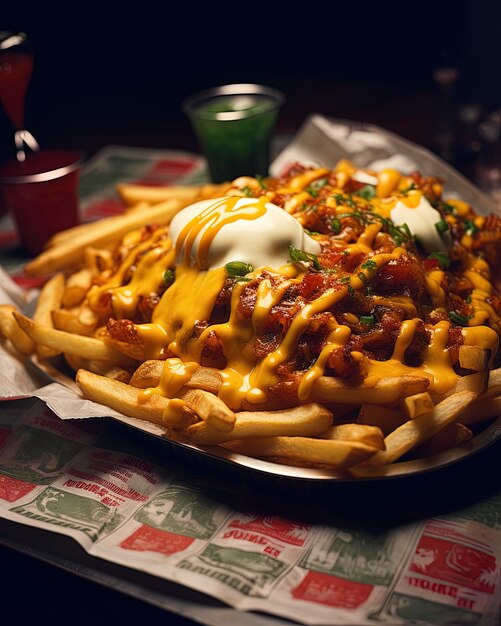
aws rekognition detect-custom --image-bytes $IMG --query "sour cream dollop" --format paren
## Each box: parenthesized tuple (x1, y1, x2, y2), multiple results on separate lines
(170, 196, 321, 270)
(390, 195, 452, 254)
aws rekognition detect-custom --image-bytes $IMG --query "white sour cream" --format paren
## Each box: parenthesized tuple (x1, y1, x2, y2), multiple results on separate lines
(169, 197, 321, 270)
(390, 195, 452, 253)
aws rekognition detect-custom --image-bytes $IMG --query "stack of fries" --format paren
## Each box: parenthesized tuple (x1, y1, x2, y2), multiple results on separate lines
(1, 163, 500, 474)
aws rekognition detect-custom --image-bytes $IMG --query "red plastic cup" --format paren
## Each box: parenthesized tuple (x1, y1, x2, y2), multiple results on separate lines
(0, 150, 82, 256)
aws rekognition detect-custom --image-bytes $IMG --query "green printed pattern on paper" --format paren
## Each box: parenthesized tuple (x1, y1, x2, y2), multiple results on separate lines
(300, 529, 398, 586)
(134, 485, 222, 540)
(177, 544, 287, 594)
(79, 156, 149, 199)
(383, 592, 481, 625)
(10, 487, 123, 540)
(0, 427, 85, 484)
(445, 494, 501, 530)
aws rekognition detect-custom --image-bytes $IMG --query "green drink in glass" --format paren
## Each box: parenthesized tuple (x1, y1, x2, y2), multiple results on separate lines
(183, 84, 284, 183)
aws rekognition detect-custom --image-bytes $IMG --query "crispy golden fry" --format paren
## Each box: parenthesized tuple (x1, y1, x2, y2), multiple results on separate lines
(76, 369, 191, 426)
(399, 392, 434, 419)
(310, 375, 429, 404)
(357, 404, 406, 435)
(130, 360, 222, 394)
(0, 305, 35, 356)
(360, 390, 477, 467)
(24, 198, 184, 276)
(83, 246, 114, 273)
(180, 388, 236, 432)
(52, 308, 96, 336)
(317, 423, 385, 450)
(458, 346, 489, 372)
(13, 312, 135, 368)
(116, 183, 202, 206)
(65, 354, 131, 383)
(412, 423, 473, 458)
(433, 370, 488, 402)
(33, 272, 65, 360)
(456, 395, 501, 425)
(484, 367, 501, 400)
(188, 404, 332, 446)
(62, 268, 93, 308)
(223, 436, 380, 468)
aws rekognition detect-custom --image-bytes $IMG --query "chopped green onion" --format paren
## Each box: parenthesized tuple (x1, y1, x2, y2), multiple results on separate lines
(255, 175, 267, 189)
(331, 193, 356, 209)
(464, 220, 479, 236)
(400, 182, 418, 194)
(306, 177, 328, 197)
(347, 285, 355, 297)
(435, 219, 449, 235)
(427, 252, 450, 269)
(241, 186, 254, 197)
(330, 217, 341, 234)
(442, 202, 456, 214)
(361, 259, 377, 271)
(357, 185, 376, 200)
(162, 269, 174, 283)
(225, 261, 254, 277)
(357, 272, 368, 284)
(289, 245, 321, 270)
(448, 311, 471, 326)
(466, 295, 472, 304)
(360, 314, 375, 325)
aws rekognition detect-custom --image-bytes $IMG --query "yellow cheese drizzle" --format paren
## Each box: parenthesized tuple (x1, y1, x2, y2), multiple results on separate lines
(93, 193, 500, 409)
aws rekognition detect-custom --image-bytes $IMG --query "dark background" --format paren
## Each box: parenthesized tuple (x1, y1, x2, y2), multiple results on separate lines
(2, 0, 501, 182)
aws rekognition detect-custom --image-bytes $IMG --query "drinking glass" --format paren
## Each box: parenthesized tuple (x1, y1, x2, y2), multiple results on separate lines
(183, 84, 284, 183)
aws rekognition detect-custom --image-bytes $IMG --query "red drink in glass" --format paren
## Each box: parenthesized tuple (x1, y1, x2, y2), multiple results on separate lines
(0, 150, 82, 256)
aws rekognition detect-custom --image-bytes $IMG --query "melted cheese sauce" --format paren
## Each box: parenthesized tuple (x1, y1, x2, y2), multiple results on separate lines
(92, 179, 500, 409)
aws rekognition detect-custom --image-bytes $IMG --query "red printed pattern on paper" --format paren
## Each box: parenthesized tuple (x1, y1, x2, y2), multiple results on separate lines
(410, 535, 496, 593)
(228, 515, 310, 546)
(292, 571, 373, 608)
(82, 198, 125, 221)
(120, 524, 194, 555)
(0, 474, 36, 502)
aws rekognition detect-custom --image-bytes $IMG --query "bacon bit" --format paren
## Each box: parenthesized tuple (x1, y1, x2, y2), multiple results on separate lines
(107, 318, 138, 343)
(372, 255, 426, 300)
(200, 330, 226, 369)
(447, 326, 464, 365)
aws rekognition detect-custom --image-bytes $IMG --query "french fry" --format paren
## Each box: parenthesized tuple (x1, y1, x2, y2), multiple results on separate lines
(223, 436, 380, 468)
(65, 354, 131, 383)
(76, 369, 190, 426)
(399, 392, 434, 419)
(357, 404, 406, 435)
(411, 423, 473, 458)
(310, 375, 429, 405)
(458, 346, 489, 372)
(455, 395, 501, 426)
(0, 305, 35, 356)
(360, 390, 477, 467)
(432, 370, 488, 402)
(130, 360, 222, 394)
(52, 309, 96, 336)
(116, 183, 202, 206)
(13, 312, 135, 368)
(180, 389, 236, 433)
(188, 404, 332, 446)
(33, 272, 65, 360)
(317, 423, 385, 450)
(62, 268, 93, 308)
(24, 198, 184, 276)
